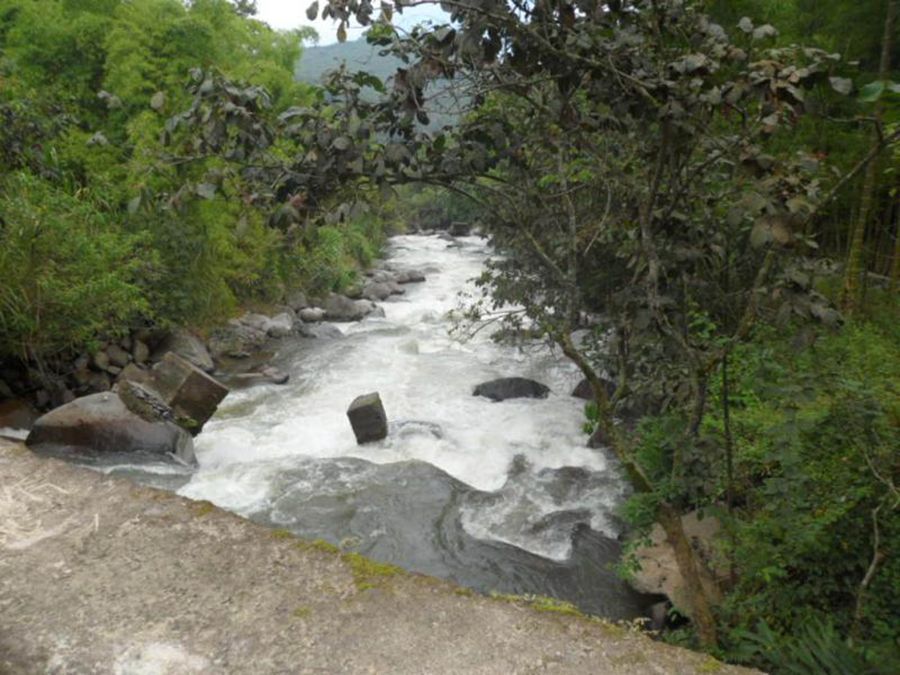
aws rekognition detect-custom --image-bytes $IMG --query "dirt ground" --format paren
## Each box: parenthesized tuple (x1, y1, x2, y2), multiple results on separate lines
(0, 439, 757, 674)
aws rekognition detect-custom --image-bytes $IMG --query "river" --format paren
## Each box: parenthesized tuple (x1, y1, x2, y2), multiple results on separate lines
(114, 234, 651, 620)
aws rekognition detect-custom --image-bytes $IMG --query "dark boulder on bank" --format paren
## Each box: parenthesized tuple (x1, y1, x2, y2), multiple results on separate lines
(571, 378, 617, 401)
(25, 392, 195, 464)
(347, 392, 388, 444)
(473, 377, 550, 402)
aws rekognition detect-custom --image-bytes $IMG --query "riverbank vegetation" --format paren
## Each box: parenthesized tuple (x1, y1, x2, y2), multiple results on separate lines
(0, 0, 389, 368)
(1, 0, 898, 672)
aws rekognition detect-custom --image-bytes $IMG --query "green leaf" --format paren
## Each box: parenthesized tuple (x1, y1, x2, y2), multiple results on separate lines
(306, 1, 318, 21)
(859, 81, 885, 103)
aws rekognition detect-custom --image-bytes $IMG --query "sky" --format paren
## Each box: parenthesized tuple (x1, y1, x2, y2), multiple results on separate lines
(254, 0, 447, 44)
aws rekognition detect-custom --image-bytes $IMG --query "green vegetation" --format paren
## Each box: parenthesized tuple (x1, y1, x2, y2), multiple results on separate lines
(0, 0, 389, 370)
(301, 0, 898, 669)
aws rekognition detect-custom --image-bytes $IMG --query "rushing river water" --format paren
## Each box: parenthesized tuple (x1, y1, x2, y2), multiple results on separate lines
(108, 234, 652, 619)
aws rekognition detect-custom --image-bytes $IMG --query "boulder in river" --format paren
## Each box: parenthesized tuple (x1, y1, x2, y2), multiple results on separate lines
(347, 392, 388, 444)
(25, 392, 195, 464)
(266, 312, 295, 338)
(396, 269, 426, 284)
(473, 377, 550, 402)
(207, 321, 268, 360)
(299, 322, 343, 340)
(153, 329, 215, 373)
(298, 307, 326, 323)
(362, 281, 393, 302)
(323, 293, 378, 322)
(151, 353, 229, 434)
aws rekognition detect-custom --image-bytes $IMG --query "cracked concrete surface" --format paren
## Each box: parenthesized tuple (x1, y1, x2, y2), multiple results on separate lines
(0, 439, 758, 674)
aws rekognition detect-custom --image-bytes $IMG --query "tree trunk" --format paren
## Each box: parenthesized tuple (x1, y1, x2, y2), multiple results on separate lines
(658, 504, 721, 648)
(558, 333, 721, 646)
(842, 0, 897, 313)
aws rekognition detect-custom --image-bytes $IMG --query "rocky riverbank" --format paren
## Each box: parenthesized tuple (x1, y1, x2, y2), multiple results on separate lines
(0, 438, 757, 674)
(0, 263, 429, 434)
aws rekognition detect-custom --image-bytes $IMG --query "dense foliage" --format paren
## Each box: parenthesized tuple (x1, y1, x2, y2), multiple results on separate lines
(0, 0, 386, 366)
(300, 0, 898, 668)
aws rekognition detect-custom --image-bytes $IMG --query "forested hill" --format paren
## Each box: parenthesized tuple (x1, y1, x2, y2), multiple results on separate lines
(295, 38, 460, 129)
(295, 38, 402, 85)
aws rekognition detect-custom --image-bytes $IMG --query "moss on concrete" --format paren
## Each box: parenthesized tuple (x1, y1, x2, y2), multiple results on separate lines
(189, 500, 217, 517)
(341, 552, 404, 591)
(292, 606, 312, 619)
(296, 539, 341, 555)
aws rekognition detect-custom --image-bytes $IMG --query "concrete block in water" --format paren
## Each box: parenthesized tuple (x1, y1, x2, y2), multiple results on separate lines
(151, 352, 229, 434)
(347, 392, 388, 444)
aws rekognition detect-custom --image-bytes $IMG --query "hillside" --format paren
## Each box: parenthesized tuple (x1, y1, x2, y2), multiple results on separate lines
(295, 38, 403, 84)
(296, 38, 461, 129)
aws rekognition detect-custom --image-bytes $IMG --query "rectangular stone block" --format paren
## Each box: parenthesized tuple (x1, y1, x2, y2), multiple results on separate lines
(152, 352, 229, 434)
(347, 392, 388, 444)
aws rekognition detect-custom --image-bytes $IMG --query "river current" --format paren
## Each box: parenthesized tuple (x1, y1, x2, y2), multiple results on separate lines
(110, 234, 651, 619)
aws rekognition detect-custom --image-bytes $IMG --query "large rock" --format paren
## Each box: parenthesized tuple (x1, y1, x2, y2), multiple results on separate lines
(106, 344, 132, 369)
(362, 281, 393, 302)
(473, 377, 550, 402)
(298, 307, 326, 323)
(347, 392, 388, 444)
(286, 290, 309, 312)
(395, 269, 426, 284)
(132, 339, 151, 365)
(153, 329, 215, 373)
(572, 378, 616, 401)
(25, 392, 194, 464)
(239, 313, 273, 333)
(323, 293, 378, 322)
(266, 312, 295, 338)
(207, 321, 268, 359)
(627, 510, 725, 617)
(150, 353, 229, 435)
(299, 322, 344, 340)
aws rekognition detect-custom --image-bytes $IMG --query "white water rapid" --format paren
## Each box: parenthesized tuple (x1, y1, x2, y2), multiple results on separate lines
(116, 234, 649, 618)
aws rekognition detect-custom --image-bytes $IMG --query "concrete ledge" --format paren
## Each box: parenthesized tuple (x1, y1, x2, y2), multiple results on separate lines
(0, 439, 757, 674)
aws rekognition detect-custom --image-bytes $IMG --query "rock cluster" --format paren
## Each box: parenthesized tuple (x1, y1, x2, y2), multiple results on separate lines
(3, 262, 431, 462)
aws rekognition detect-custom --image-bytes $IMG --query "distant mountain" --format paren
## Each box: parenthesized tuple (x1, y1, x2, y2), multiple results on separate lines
(295, 39, 403, 86)
(295, 38, 462, 130)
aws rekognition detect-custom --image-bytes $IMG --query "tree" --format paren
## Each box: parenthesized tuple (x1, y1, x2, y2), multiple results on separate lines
(289, 0, 846, 647)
